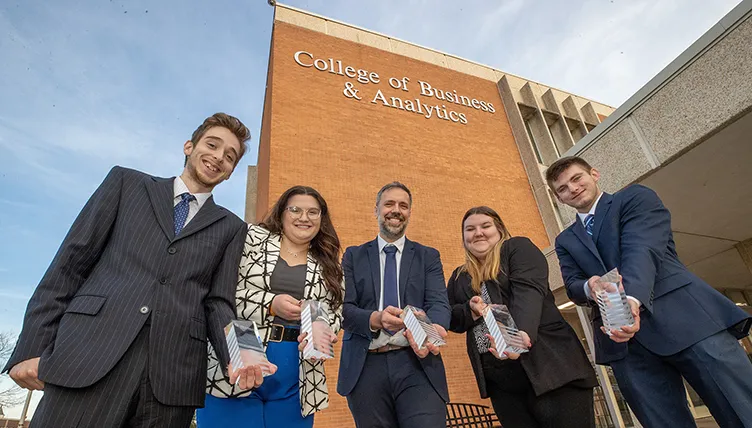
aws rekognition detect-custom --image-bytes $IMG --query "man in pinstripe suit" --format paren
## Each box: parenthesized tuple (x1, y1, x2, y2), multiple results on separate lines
(4, 113, 263, 427)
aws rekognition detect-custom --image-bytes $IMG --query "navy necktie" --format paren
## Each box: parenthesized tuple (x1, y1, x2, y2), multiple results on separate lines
(383, 245, 399, 309)
(174, 192, 196, 235)
(584, 214, 595, 236)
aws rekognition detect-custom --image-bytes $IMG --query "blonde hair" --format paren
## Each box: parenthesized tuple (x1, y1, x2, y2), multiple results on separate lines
(457, 206, 512, 294)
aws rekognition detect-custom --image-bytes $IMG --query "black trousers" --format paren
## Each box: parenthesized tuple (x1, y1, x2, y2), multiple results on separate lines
(346, 348, 446, 428)
(483, 356, 594, 428)
(32, 325, 194, 428)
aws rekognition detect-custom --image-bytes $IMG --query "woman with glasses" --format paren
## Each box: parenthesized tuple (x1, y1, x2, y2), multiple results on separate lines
(447, 206, 597, 428)
(198, 186, 344, 428)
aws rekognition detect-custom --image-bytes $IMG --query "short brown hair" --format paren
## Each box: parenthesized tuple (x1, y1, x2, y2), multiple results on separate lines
(545, 156, 593, 189)
(188, 112, 251, 165)
(376, 181, 412, 206)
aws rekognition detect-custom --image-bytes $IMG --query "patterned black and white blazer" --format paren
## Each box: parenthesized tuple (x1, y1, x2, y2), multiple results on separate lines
(206, 224, 343, 417)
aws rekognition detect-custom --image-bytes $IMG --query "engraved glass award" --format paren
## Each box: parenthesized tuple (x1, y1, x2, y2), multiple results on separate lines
(301, 300, 335, 360)
(594, 268, 635, 335)
(225, 320, 276, 379)
(483, 304, 529, 355)
(401, 305, 446, 348)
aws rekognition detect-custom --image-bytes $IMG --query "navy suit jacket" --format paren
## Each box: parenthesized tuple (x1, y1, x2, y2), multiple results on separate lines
(555, 184, 751, 364)
(337, 238, 451, 402)
(4, 167, 246, 406)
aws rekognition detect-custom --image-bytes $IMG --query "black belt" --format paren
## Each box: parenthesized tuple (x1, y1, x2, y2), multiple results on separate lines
(268, 324, 300, 342)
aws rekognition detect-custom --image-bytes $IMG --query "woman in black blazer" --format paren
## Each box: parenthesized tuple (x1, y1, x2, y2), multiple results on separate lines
(448, 206, 598, 428)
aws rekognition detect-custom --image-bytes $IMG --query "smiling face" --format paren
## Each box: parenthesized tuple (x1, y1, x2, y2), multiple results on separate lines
(376, 187, 411, 242)
(463, 214, 502, 260)
(282, 194, 322, 246)
(182, 126, 241, 193)
(551, 164, 602, 213)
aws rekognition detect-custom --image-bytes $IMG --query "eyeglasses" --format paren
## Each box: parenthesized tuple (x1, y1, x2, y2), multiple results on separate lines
(285, 206, 322, 220)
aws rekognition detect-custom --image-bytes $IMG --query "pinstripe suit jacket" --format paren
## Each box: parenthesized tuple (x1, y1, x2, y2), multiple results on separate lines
(206, 225, 344, 417)
(4, 166, 246, 407)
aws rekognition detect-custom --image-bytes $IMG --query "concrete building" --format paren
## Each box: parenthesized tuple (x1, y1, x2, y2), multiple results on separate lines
(245, 2, 752, 426)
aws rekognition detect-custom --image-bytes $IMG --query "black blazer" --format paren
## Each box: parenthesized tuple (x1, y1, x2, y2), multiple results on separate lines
(448, 236, 597, 397)
(4, 167, 246, 407)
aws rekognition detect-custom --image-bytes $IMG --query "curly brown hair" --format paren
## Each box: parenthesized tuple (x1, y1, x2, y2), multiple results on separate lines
(260, 186, 344, 309)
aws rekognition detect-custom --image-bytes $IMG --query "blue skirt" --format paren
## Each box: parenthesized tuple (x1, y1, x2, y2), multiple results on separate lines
(197, 340, 313, 428)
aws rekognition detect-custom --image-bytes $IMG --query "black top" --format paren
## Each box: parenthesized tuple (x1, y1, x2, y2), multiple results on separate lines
(448, 236, 598, 398)
(270, 257, 307, 325)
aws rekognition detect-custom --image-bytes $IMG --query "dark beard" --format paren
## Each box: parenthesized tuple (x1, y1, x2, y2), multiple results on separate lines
(379, 216, 408, 241)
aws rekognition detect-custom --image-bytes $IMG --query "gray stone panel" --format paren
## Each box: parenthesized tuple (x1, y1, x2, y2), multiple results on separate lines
(499, 76, 562, 245)
(544, 247, 565, 291)
(737, 238, 752, 274)
(580, 121, 653, 194)
(634, 16, 752, 163)
(533, 185, 564, 247)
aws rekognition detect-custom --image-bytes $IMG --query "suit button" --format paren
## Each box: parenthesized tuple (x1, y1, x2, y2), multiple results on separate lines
(167, 247, 177, 255)
(159, 277, 168, 285)
(140, 306, 149, 314)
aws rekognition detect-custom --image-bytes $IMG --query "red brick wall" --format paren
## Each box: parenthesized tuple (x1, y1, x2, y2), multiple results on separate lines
(256, 21, 550, 427)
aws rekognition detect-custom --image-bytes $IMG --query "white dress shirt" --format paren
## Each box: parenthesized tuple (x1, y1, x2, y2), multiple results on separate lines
(173, 176, 211, 227)
(369, 234, 409, 349)
(579, 192, 641, 307)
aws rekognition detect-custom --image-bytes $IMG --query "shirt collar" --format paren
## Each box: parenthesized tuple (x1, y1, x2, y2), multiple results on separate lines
(174, 176, 212, 208)
(577, 191, 604, 224)
(377, 234, 406, 254)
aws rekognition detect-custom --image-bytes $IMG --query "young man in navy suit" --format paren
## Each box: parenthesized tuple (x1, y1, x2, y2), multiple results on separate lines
(549, 156, 752, 428)
(338, 182, 451, 428)
(6, 113, 263, 428)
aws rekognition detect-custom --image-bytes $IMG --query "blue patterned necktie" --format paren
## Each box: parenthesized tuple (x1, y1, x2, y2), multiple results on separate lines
(383, 245, 399, 309)
(584, 214, 595, 236)
(174, 192, 196, 235)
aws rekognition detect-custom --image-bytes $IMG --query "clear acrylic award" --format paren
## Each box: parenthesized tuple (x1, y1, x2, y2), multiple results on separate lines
(594, 268, 635, 335)
(225, 320, 276, 380)
(300, 300, 335, 360)
(401, 305, 446, 349)
(483, 304, 529, 355)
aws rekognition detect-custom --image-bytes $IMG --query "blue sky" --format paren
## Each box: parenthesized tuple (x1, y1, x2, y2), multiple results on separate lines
(0, 0, 742, 417)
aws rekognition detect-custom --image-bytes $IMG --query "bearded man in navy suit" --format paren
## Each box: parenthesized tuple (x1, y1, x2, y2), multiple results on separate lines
(337, 182, 451, 428)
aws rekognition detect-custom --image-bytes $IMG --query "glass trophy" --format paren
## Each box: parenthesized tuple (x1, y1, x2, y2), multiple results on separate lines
(594, 268, 635, 335)
(401, 305, 446, 348)
(225, 320, 276, 381)
(300, 300, 335, 360)
(483, 304, 529, 355)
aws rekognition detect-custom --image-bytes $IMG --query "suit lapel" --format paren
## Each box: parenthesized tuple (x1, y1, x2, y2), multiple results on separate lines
(399, 240, 415, 306)
(145, 176, 175, 240)
(175, 196, 228, 242)
(263, 232, 282, 291)
(367, 240, 381, 302)
(302, 252, 318, 300)
(591, 192, 613, 244)
(572, 220, 604, 267)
